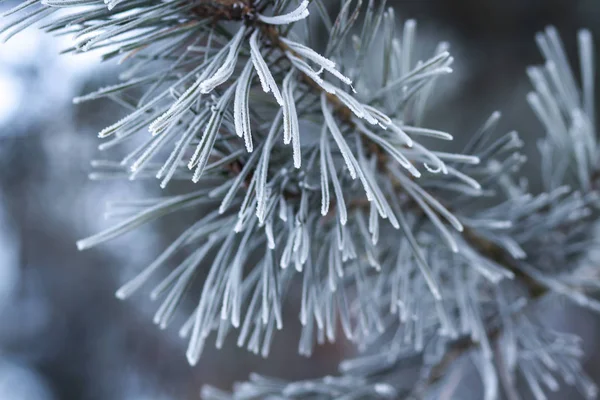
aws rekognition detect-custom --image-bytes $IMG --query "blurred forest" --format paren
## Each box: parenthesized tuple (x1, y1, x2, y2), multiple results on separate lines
(0, 1, 599, 399)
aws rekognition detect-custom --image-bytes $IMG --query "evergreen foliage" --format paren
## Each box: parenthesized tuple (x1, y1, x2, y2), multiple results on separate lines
(3, 0, 600, 398)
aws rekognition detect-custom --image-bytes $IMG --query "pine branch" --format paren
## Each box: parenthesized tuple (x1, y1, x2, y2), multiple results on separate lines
(3, 1, 600, 399)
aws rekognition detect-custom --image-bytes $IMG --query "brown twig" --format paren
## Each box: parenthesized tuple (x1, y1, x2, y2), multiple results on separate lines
(192, 0, 254, 21)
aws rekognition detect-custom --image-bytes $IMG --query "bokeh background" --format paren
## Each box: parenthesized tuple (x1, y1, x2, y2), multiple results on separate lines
(0, 0, 599, 399)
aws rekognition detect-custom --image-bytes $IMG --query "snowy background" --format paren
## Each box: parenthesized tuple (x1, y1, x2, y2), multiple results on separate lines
(0, 1, 599, 399)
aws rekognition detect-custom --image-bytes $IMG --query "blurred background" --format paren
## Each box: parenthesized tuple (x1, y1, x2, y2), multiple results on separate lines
(0, 0, 599, 399)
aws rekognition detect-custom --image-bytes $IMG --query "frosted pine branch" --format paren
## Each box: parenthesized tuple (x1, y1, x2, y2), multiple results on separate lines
(2, 0, 600, 399)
